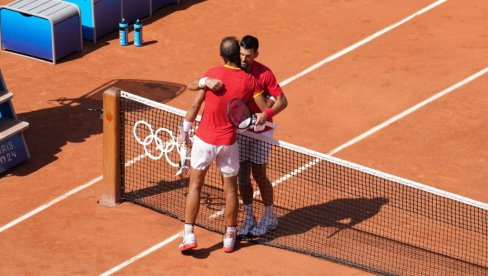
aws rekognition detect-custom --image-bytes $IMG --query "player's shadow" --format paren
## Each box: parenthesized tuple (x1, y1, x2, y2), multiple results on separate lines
(269, 197, 389, 239)
(3, 79, 186, 177)
(124, 181, 227, 210)
(123, 178, 189, 199)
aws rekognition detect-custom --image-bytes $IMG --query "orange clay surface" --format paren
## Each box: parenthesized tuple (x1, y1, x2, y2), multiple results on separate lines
(0, 0, 487, 275)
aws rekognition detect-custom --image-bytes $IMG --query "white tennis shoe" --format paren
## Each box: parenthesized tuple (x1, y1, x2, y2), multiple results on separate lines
(250, 214, 278, 236)
(237, 216, 257, 237)
(179, 232, 197, 251)
(223, 227, 237, 253)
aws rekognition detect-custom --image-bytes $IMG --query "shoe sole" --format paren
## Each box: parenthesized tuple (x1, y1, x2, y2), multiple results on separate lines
(179, 242, 197, 251)
(223, 247, 234, 253)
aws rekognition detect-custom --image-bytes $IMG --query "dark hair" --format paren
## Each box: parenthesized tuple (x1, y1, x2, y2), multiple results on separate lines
(220, 36, 240, 65)
(240, 35, 259, 51)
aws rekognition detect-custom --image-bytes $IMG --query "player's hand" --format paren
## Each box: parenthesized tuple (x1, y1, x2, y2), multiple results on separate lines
(254, 113, 268, 126)
(206, 78, 224, 91)
(176, 165, 190, 178)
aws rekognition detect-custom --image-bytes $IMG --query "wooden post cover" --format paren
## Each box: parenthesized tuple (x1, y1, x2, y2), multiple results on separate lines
(99, 87, 121, 206)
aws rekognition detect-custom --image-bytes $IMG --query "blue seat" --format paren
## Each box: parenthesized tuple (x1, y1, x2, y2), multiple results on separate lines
(0, 0, 83, 64)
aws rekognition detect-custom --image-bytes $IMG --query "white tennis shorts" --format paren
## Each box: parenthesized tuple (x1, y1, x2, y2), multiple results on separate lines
(238, 129, 274, 165)
(190, 136, 240, 177)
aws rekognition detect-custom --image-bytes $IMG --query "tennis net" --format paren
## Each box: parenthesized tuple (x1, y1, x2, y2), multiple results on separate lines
(114, 90, 487, 275)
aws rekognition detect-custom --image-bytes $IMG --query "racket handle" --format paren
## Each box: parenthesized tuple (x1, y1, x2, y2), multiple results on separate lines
(176, 145, 189, 177)
(252, 113, 277, 129)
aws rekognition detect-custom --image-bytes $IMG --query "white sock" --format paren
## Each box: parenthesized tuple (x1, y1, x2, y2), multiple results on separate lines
(226, 226, 237, 234)
(184, 223, 194, 234)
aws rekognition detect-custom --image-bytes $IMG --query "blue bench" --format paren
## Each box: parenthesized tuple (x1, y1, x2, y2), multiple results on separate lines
(0, 70, 29, 173)
(63, 0, 121, 42)
(0, 0, 83, 64)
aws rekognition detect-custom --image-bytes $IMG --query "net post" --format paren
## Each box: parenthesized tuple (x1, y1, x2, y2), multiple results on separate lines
(99, 87, 121, 206)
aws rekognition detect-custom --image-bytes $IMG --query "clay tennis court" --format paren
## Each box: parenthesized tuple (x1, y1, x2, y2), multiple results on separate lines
(1, 0, 487, 274)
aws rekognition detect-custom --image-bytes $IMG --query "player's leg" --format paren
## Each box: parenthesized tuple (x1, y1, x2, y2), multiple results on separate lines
(237, 160, 258, 236)
(184, 167, 208, 225)
(180, 167, 208, 251)
(216, 142, 240, 252)
(252, 163, 273, 206)
(180, 136, 213, 251)
(250, 130, 278, 236)
(250, 163, 278, 236)
(222, 175, 238, 252)
(238, 161, 254, 205)
(237, 135, 257, 236)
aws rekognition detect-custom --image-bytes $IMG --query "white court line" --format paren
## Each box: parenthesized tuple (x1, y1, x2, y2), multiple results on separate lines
(99, 232, 181, 276)
(328, 66, 488, 155)
(0, 176, 103, 233)
(279, 0, 447, 87)
(0, 153, 145, 234)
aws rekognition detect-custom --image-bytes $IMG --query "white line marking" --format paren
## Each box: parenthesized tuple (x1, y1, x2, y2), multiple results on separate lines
(0, 154, 146, 234)
(328, 66, 488, 155)
(99, 232, 181, 276)
(0, 176, 103, 233)
(279, 0, 447, 87)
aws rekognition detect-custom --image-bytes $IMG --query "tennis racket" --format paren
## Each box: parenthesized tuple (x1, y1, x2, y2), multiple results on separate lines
(175, 123, 190, 178)
(227, 98, 276, 130)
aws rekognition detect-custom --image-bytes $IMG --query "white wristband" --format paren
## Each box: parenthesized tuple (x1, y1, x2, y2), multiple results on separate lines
(198, 77, 208, 89)
(183, 120, 193, 132)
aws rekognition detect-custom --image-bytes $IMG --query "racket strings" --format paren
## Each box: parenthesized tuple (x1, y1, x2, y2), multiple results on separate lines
(228, 99, 253, 129)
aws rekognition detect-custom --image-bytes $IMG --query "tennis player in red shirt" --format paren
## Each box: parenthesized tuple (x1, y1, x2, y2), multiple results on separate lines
(179, 37, 268, 253)
(190, 35, 288, 237)
(236, 35, 288, 237)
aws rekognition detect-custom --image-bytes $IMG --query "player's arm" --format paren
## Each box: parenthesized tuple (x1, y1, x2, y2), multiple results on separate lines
(185, 89, 205, 123)
(187, 77, 224, 92)
(268, 93, 288, 115)
(180, 88, 206, 143)
(256, 93, 286, 126)
(253, 91, 269, 126)
(176, 89, 205, 177)
(253, 91, 287, 126)
(263, 69, 288, 115)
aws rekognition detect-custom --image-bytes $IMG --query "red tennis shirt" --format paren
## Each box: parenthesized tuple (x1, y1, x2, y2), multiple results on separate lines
(196, 65, 263, 145)
(246, 61, 284, 132)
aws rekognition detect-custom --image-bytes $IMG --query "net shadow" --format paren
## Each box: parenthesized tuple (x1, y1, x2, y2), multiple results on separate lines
(271, 197, 389, 239)
(5, 79, 185, 177)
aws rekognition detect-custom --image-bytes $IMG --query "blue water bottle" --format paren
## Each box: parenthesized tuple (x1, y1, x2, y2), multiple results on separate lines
(134, 19, 143, 47)
(119, 18, 128, 46)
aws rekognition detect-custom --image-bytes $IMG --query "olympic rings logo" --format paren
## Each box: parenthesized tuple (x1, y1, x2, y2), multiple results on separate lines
(133, 120, 190, 167)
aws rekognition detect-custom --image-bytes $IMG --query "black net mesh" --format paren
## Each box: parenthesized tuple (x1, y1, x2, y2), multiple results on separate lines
(119, 92, 487, 275)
